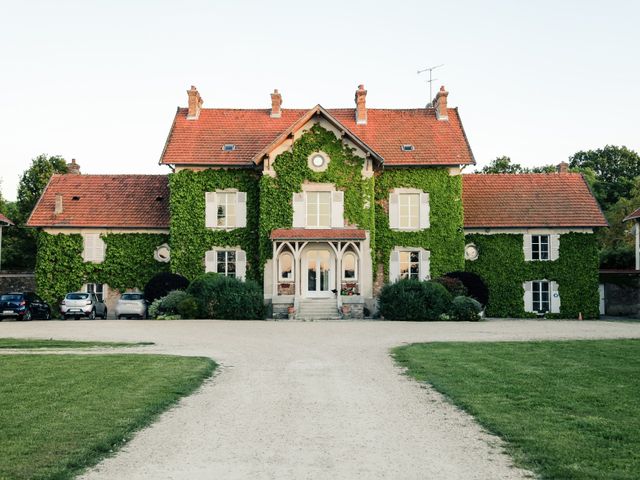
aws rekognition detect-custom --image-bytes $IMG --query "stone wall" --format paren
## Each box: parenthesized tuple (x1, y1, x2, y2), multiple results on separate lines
(0, 272, 36, 293)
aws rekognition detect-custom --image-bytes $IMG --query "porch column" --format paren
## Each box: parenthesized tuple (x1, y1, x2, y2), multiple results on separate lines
(294, 242, 301, 300)
(272, 241, 278, 298)
(336, 246, 343, 308)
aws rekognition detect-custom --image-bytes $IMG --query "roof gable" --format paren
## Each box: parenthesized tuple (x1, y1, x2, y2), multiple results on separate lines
(27, 175, 170, 228)
(0, 213, 13, 226)
(462, 173, 608, 228)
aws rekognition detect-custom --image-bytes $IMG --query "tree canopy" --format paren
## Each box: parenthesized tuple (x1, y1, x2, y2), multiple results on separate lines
(16, 154, 67, 224)
(478, 156, 556, 174)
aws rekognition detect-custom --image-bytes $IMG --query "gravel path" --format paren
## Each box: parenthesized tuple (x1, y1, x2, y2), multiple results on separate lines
(2, 319, 640, 480)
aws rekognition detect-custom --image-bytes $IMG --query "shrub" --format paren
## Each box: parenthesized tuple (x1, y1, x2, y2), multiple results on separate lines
(149, 290, 197, 319)
(187, 273, 264, 320)
(449, 295, 483, 321)
(433, 276, 467, 297)
(443, 271, 489, 306)
(378, 279, 452, 321)
(144, 272, 190, 303)
(177, 295, 199, 319)
(599, 245, 635, 269)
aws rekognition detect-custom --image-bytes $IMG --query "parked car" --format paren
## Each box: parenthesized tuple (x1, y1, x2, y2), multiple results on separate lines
(0, 292, 51, 321)
(115, 292, 148, 319)
(60, 292, 107, 319)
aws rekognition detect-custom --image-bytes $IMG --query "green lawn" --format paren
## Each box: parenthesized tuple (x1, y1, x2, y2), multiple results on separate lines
(393, 340, 640, 480)
(0, 338, 153, 349)
(0, 354, 215, 480)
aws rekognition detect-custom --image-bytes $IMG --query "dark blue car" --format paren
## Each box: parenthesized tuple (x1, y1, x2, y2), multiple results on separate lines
(0, 292, 51, 321)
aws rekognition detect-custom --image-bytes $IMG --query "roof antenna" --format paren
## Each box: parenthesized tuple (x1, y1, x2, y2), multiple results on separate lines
(417, 64, 444, 107)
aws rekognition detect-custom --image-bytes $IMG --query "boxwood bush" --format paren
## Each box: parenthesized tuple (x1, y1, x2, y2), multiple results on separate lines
(187, 273, 264, 320)
(379, 279, 452, 321)
(148, 290, 196, 319)
(449, 295, 483, 321)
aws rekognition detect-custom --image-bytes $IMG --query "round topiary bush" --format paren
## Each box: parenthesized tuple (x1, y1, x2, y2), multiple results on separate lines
(442, 271, 489, 306)
(378, 279, 452, 321)
(144, 272, 190, 302)
(450, 295, 483, 321)
(187, 273, 264, 320)
(149, 290, 196, 319)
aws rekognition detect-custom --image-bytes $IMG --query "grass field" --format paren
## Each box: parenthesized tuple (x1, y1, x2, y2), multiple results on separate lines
(393, 340, 640, 480)
(0, 338, 153, 349)
(0, 354, 215, 480)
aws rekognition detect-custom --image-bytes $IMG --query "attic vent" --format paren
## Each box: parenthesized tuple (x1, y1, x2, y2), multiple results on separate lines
(222, 144, 236, 151)
(401, 144, 415, 152)
(155, 196, 164, 201)
(72, 196, 80, 201)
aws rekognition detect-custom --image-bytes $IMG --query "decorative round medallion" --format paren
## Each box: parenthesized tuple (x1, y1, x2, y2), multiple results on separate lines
(154, 244, 171, 263)
(312, 154, 325, 167)
(464, 243, 479, 261)
(308, 152, 329, 172)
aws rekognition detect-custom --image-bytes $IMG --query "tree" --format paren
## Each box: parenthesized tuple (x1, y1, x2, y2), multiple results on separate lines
(569, 145, 640, 210)
(479, 156, 556, 174)
(16, 154, 67, 225)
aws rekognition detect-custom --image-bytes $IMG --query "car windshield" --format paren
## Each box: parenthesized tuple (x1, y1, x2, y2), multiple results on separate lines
(66, 293, 89, 300)
(0, 294, 22, 301)
(121, 294, 143, 301)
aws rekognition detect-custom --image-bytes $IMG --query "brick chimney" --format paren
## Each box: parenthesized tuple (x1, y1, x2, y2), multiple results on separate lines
(54, 194, 63, 215)
(187, 85, 203, 120)
(557, 161, 569, 174)
(434, 85, 449, 121)
(355, 84, 367, 125)
(270, 89, 282, 118)
(67, 158, 81, 175)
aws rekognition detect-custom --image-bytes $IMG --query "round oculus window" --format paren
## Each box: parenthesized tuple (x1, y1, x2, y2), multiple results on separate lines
(464, 243, 479, 261)
(311, 154, 325, 168)
(154, 244, 171, 263)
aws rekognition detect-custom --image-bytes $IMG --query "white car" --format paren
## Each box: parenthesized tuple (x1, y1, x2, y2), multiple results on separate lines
(115, 293, 148, 319)
(61, 292, 107, 319)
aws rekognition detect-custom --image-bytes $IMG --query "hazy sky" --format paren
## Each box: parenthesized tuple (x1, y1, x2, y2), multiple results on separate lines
(1, 0, 638, 201)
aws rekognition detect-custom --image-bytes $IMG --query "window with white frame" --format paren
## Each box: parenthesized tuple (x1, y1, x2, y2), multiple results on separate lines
(343, 252, 357, 280)
(279, 252, 294, 281)
(532, 280, 550, 313)
(205, 191, 247, 230)
(399, 193, 420, 229)
(305, 191, 331, 228)
(85, 283, 105, 302)
(82, 233, 106, 263)
(389, 189, 430, 231)
(205, 248, 246, 280)
(532, 235, 550, 260)
(399, 251, 420, 280)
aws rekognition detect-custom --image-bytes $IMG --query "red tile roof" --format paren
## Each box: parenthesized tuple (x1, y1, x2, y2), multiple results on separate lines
(27, 175, 169, 228)
(271, 228, 367, 240)
(623, 207, 640, 222)
(462, 173, 608, 228)
(160, 107, 474, 167)
(0, 213, 13, 225)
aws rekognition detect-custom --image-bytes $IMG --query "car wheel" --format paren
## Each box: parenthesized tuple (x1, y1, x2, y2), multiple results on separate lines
(23, 309, 33, 321)
(89, 309, 96, 320)
(117, 315, 122, 320)
(102, 308, 108, 319)
(44, 309, 51, 320)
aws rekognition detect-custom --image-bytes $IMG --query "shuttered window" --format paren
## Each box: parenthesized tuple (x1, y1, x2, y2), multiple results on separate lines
(389, 190, 430, 230)
(389, 248, 431, 282)
(82, 234, 106, 263)
(205, 191, 247, 229)
(306, 191, 331, 228)
(205, 248, 247, 281)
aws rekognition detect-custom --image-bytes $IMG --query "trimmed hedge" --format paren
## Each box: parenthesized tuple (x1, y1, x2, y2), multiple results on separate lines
(379, 279, 452, 321)
(449, 296, 482, 321)
(186, 273, 264, 320)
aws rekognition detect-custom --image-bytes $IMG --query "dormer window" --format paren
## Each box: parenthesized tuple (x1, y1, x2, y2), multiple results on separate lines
(222, 144, 236, 151)
(401, 144, 415, 152)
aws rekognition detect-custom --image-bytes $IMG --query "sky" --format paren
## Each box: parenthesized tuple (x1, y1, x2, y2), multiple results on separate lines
(0, 0, 639, 201)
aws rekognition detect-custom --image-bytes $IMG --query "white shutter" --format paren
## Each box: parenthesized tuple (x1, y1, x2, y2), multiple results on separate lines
(550, 234, 560, 261)
(389, 193, 399, 229)
(419, 192, 430, 229)
(82, 234, 93, 262)
(205, 250, 216, 273)
(292, 192, 306, 227)
(389, 250, 400, 282)
(523, 281, 533, 313)
(550, 281, 561, 314)
(96, 235, 106, 263)
(236, 192, 247, 228)
(523, 234, 532, 261)
(331, 190, 344, 228)
(205, 192, 217, 228)
(419, 250, 430, 280)
(236, 250, 247, 281)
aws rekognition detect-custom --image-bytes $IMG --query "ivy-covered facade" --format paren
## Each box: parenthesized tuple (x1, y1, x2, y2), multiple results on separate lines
(28, 85, 607, 318)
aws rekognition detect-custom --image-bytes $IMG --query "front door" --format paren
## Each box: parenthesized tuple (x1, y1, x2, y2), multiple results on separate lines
(305, 249, 332, 297)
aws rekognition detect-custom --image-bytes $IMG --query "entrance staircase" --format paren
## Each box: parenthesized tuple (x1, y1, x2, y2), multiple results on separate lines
(297, 298, 340, 320)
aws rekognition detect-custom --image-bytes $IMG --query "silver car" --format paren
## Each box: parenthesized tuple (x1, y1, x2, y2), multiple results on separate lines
(61, 292, 107, 319)
(115, 293, 148, 319)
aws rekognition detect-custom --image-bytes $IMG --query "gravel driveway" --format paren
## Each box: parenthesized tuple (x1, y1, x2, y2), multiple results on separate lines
(2, 319, 640, 480)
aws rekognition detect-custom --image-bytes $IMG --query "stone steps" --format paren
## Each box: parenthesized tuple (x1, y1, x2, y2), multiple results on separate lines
(297, 299, 340, 320)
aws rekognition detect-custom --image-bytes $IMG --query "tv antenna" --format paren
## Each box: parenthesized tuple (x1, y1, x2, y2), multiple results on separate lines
(417, 64, 444, 106)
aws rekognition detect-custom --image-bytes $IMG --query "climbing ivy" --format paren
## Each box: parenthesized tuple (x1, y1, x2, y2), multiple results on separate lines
(374, 168, 465, 281)
(168, 168, 260, 281)
(464, 232, 600, 318)
(259, 124, 375, 266)
(35, 232, 169, 311)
